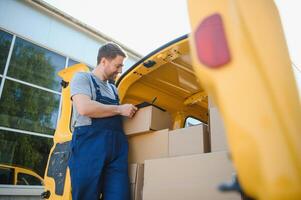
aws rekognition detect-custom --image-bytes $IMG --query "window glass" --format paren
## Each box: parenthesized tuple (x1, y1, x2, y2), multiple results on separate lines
(7, 37, 66, 91)
(0, 167, 14, 184)
(0, 130, 52, 180)
(0, 79, 60, 135)
(88, 65, 93, 71)
(17, 172, 43, 186)
(184, 117, 202, 128)
(68, 59, 79, 67)
(0, 30, 13, 74)
(68, 60, 93, 72)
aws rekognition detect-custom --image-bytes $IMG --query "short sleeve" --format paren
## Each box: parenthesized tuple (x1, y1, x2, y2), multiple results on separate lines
(70, 72, 92, 100)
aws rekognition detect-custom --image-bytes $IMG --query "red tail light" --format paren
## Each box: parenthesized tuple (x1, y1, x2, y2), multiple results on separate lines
(194, 13, 231, 68)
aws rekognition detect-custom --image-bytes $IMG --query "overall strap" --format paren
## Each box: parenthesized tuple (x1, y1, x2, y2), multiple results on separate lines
(90, 74, 119, 105)
(90, 74, 103, 101)
(109, 83, 120, 104)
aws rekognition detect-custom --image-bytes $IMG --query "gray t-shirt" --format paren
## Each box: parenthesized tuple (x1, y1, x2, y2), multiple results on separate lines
(70, 72, 118, 127)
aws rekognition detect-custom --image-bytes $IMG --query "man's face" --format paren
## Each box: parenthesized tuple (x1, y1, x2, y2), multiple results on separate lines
(103, 55, 124, 81)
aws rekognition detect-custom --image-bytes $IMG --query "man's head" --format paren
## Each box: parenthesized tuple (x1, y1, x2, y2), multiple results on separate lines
(96, 42, 127, 81)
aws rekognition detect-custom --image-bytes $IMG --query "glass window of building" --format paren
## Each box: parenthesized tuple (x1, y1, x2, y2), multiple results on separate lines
(0, 30, 59, 185)
(0, 30, 13, 74)
(17, 173, 43, 186)
(0, 130, 52, 179)
(88, 65, 94, 71)
(0, 166, 14, 184)
(0, 79, 60, 135)
(68, 59, 93, 72)
(7, 37, 66, 91)
(68, 58, 79, 67)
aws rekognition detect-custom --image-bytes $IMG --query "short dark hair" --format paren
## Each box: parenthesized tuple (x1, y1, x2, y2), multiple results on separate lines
(97, 42, 127, 65)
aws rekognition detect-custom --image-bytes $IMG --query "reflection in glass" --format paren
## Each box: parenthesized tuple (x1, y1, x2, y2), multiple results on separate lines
(68, 59, 79, 67)
(17, 173, 43, 185)
(0, 80, 60, 135)
(8, 37, 66, 91)
(0, 130, 52, 178)
(0, 30, 13, 74)
(88, 65, 94, 71)
(0, 167, 14, 184)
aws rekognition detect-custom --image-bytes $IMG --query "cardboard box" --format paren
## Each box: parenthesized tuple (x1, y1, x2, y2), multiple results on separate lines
(123, 106, 172, 135)
(203, 124, 211, 153)
(128, 129, 169, 164)
(209, 97, 228, 151)
(143, 151, 241, 200)
(129, 164, 144, 200)
(129, 164, 138, 200)
(129, 164, 138, 184)
(210, 107, 228, 151)
(169, 125, 206, 156)
(134, 164, 144, 200)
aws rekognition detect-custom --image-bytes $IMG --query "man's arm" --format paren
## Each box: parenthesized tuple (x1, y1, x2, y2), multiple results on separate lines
(73, 94, 137, 118)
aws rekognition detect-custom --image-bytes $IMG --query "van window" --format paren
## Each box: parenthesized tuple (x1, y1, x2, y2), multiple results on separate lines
(184, 117, 202, 127)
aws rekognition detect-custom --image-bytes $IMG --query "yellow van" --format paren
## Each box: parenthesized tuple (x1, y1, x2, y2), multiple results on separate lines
(42, 0, 301, 200)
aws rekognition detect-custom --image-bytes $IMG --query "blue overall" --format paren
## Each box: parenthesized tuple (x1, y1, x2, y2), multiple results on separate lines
(69, 75, 130, 200)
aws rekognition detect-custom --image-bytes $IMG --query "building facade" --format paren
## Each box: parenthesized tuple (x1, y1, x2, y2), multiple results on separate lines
(0, 0, 141, 185)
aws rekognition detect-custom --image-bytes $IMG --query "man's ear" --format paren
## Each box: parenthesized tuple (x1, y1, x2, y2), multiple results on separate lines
(100, 57, 106, 66)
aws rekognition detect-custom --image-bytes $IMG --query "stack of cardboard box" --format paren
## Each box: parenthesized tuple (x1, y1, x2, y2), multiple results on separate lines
(124, 105, 240, 200)
(124, 106, 171, 200)
(124, 106, 208, 163)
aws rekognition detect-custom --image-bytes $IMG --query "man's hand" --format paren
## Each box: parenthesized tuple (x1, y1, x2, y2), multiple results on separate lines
(72, 94, 137, 118)
(118, 104, 138, 118)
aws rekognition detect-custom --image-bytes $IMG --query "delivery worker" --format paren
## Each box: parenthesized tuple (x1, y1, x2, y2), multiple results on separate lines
(68, 42, 137, 200)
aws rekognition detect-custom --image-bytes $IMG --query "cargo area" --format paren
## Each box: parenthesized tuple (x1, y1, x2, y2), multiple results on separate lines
(118, 37, 241, 199)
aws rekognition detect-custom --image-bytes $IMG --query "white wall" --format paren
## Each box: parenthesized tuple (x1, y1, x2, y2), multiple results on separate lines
(0, 0, 138, 69)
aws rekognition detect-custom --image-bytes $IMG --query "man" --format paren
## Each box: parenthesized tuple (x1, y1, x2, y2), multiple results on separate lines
(68, 42, 137, 200)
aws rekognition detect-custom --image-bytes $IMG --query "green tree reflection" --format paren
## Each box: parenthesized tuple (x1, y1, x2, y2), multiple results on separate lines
(0, 130, 52, 177)
(0, 31, 12, 74)
(8, 38, 65, 91)
(0, 37, 61, 179)
(0, 40, 60, 135)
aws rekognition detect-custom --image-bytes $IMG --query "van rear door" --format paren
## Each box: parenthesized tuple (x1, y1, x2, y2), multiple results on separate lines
(187, 0, 301, 199)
